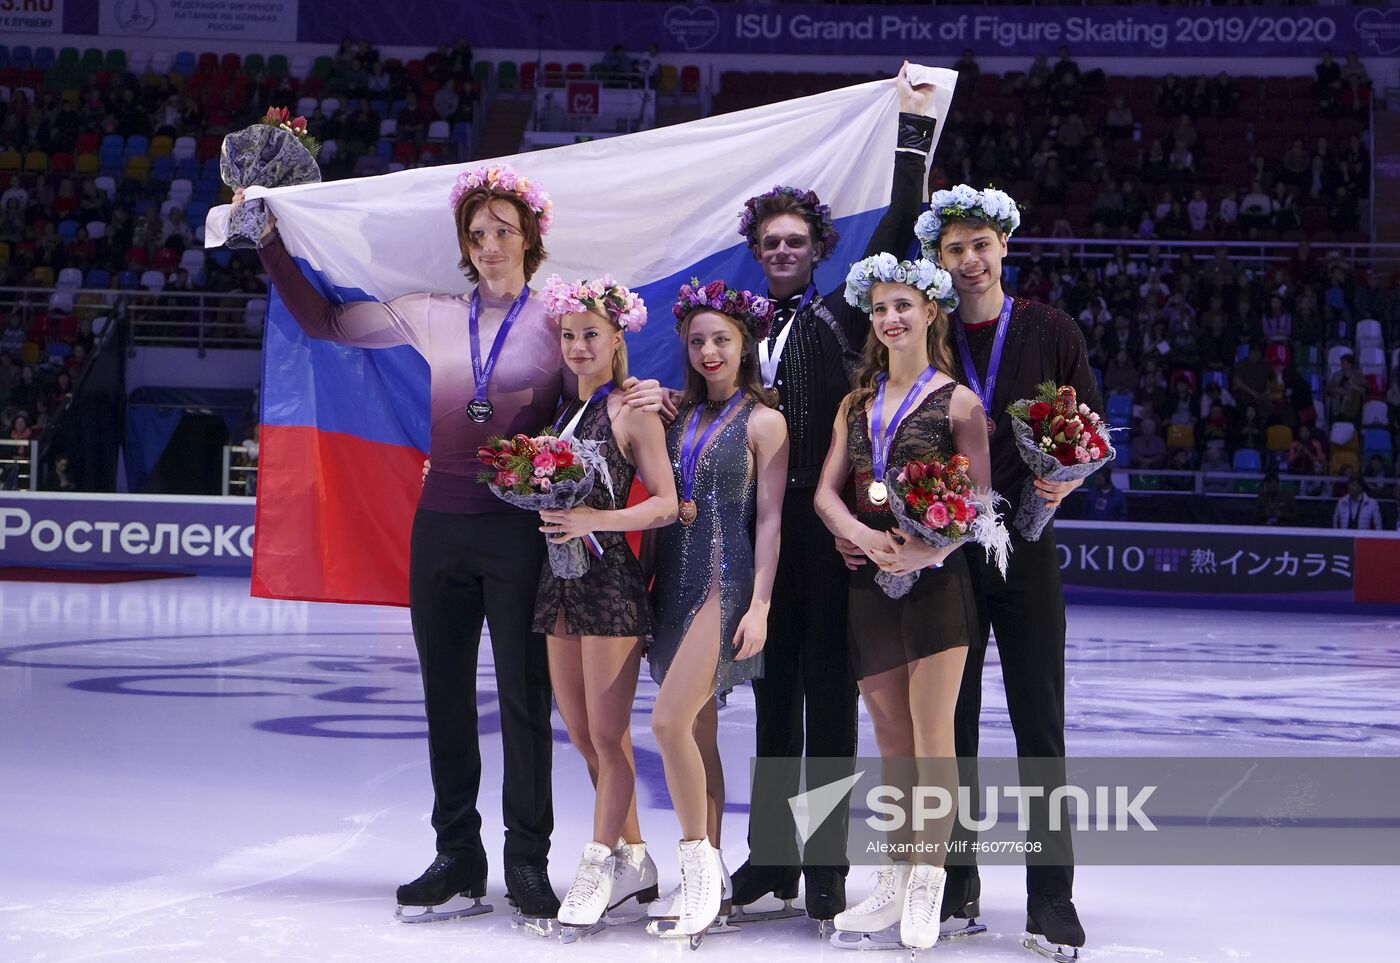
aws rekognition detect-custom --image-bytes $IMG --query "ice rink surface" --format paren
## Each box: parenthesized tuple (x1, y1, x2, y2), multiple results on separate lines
(2, 576, 1396, 962)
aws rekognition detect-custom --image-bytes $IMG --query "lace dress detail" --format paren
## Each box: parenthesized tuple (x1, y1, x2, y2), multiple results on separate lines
(647, 395, 763, 705)
(532, 398, 652, 637)
(844, 382, 977, 680)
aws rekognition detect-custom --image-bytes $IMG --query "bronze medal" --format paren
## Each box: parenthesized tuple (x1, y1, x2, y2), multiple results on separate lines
(678, 499, 698, 526)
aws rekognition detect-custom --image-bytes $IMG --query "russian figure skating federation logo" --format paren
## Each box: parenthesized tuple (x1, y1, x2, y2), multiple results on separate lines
(1355, 8, 1400, 55)
(116, 0, 158, 32)
(663, 4, 721, 52)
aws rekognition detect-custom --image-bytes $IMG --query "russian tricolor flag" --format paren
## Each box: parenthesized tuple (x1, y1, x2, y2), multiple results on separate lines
(213, 68, 953, 606)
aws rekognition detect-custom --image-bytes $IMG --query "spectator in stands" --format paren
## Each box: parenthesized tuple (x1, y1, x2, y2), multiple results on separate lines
(1081, 468, 1127, 521)
(1333, 476, 1381, 530)
(0, 200, 23, 245)
(953, 48, 980, 95)
(1130, 416, 1168, 469)
(1215, 189, 1238, 236)
(1, 317, 24, 356)
(1239, 182, 1272, 233)
(1209, 72, 1240, 117)
(1326, 352, 1364, 423)
(397, 94, 428, 144)
(1102, 348, 1136, 396)
(1288, 424, 1327, 477)
(1364, 454, 1389, 488)
(1261, 295, 1291, 343)
(1314, 49, 1342, 104)
(1186, 189, 1209, 235)
(161, 207, 194, 249)
(366, 61, 390, 95)
(1232, 342, 1271, 409)
(601, 43, 631, 79)
(42, 454, 76, 492)
(1253, 470, 1298, 526)
(633, 43, 660, 88)
(1200, 442, 1232, 491)
(1280, 138, 1310, 188)
(8, 413, 32, 441)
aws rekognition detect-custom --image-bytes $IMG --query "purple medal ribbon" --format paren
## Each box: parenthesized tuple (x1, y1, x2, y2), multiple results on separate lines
(549, 382, 614, 560)
(552, 383, 614, 438)
(869, 364, 937, 489)
(952, 294, 1014, 425)
(468, 285, 532, 409)
(679, 391, 746, 503)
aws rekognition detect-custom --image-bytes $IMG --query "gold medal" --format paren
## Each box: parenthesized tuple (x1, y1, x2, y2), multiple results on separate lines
(678, 499, 698, 526)
(868, 481, 889, 506)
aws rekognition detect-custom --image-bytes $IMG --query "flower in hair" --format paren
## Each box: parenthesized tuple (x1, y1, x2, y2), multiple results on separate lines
(541, 274, 648, 333)
(673, 277, 774, 336)
(449, 163, 555, 234)
(914, 185, 1021, 257)
(737, 185, 840, 262)
(844, 255, 958, 314)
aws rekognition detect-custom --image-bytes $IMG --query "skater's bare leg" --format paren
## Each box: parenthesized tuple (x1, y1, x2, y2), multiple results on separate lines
(907, 646, 967, 864)
(651, 593, 723, 842)
(694, 698, 725, 847)
(548, 627, 645, 845)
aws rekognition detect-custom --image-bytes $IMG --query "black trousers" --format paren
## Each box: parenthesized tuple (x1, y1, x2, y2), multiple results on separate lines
(409, 508, 554, 867)
(747, 487, 858, 870)
(951, 522, 1074, 903)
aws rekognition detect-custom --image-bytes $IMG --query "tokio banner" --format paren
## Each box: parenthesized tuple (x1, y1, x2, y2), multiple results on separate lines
(0, 494, 255, 576)
(300, 2, 1395, 59)
(0, 0, 63, 34)
(1055, 521, 1400, 607)
(98, 0, 299, 41)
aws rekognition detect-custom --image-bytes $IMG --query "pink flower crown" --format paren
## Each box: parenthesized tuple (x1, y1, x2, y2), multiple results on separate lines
(673, 278, 775, 337)
(541, 274, 648, 334)
(449, 163, 554, 235)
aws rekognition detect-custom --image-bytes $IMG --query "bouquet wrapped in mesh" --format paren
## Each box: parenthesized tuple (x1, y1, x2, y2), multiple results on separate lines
(876, 454, 1010, 599)
(220, 108, 321, 249)
(477, 433, 610, 579)
(1006, 382, 1115, 541)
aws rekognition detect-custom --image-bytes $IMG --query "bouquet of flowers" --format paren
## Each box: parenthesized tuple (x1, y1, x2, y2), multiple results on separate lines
(877, 454, 1010, 599)
(1005, 382, 1115, 541)
(477, 433, 608, 578)
(219, 107, 322, 249)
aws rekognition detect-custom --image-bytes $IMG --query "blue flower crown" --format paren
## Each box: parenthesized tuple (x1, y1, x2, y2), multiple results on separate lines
(914, 185, 1021, 259)
(844, 254, 958, 314)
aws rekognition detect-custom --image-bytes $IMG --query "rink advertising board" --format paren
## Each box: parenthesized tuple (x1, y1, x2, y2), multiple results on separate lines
(1054, 520, 1400, 607)
(0, 493, 255, 577)
(294, 3, 1392, 58)
(2, 495, 1397, 607)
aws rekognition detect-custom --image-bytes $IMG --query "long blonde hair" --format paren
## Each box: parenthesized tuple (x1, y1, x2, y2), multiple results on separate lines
(847, 288, 956, 411)
(676, 309, 778, 409)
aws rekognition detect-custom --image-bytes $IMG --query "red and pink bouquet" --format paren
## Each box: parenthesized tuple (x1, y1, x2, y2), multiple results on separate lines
(1005, 382, 1115, 540)
(477, 434, 602, 577)
(877, 453, 1009, 598)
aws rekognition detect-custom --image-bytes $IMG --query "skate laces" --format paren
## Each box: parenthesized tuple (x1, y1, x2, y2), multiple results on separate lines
(563, 856, 609, 909)
(905, 867, 944, 926)
(855, 864, 900, 911)
(678, 845, 710, 915)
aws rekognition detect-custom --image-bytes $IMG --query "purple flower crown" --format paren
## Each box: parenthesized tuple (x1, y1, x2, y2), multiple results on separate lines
(738, 185, 840, 262)
(449, 163, 554, 235)
(673, 278, 775, 336)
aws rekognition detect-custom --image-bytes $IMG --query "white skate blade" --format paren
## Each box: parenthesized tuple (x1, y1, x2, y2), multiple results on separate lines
(1023, 934, 1081, 962)
(510, 910, 557, 938)
(830, 922, 906, 950)
(729, 898, 803, 925)
(395, 895, 493, 924)
(558, 921, 608, 944)
(941, 916, 988, 939)
(646, 914, 737, 939)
